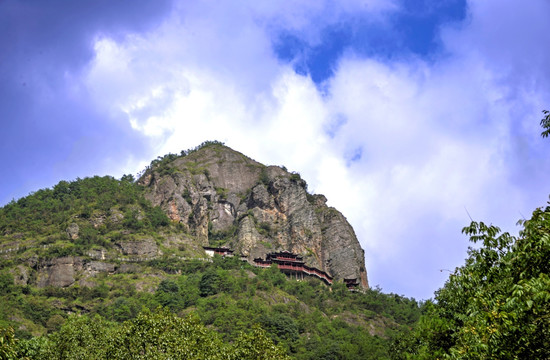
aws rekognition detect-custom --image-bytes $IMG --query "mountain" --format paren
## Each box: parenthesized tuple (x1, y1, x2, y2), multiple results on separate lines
(0, 141, 367, 291)
(0, 141, 423, 359)
(139, 142, 368, 288)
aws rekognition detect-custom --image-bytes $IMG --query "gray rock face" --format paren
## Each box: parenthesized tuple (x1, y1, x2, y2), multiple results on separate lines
(114, 238, 158, 256)
(37, 256, 83, 288)
(140, 144, 369, 288)
(86, 261, 116, 273)
(35, 257, 125, 288)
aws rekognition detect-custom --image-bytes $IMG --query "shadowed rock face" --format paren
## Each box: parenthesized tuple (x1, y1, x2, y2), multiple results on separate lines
(139, 144, 369, 288)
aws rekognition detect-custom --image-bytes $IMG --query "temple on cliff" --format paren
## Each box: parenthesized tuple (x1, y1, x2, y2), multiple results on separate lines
(203, 247, 336, 286)
(253, 251, 333, 285)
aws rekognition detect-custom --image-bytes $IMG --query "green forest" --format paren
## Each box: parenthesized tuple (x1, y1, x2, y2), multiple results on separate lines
(0, 136, 549, 359)
(0, 170, 420, 359)
(0, 255, 421, 359)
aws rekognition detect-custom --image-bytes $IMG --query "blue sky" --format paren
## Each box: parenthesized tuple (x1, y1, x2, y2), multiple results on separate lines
(1, 0, 550, 300)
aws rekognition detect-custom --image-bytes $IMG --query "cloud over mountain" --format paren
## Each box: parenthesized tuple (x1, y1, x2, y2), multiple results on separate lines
(2, 0, 549, 299)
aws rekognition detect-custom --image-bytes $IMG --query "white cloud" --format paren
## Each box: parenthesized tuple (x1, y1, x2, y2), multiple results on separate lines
(83, 0, 550, 299)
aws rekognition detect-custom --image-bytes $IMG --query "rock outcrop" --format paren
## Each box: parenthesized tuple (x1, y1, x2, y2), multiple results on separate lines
(139, 144, 369, 288)
(114, 238, 159, 256)
(36, 256, 83, 288)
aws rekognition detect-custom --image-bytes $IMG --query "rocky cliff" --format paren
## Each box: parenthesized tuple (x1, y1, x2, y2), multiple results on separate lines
(139, 144, 368, 288)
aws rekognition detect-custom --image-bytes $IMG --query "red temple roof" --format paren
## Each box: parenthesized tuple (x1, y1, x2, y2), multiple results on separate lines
(253, 251, 333, 285)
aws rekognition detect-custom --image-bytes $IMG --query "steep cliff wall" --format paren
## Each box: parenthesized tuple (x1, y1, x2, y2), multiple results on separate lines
(139, 144, 368, 288)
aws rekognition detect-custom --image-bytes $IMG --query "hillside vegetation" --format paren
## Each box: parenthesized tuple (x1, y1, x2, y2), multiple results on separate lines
(0, 142, 421, 359)
(2, 140, 548, 359)
(390, 208, 550, 359)
(0, 254, 420, 359)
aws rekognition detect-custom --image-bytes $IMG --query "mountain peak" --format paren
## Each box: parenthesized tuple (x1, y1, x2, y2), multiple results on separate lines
(140, 142, 369, 288)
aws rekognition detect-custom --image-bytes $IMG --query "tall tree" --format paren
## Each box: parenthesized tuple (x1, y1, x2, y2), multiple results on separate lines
(393, 210, 550, 359)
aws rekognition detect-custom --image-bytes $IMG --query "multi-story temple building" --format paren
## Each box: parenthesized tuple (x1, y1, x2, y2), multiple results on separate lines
(203, 248, 338, 286)
(253, 251, 333, 285)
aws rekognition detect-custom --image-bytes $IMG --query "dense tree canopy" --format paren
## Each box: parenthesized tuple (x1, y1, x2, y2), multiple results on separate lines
(0, 253, 420, 359)
(9, 309, 289, 360)
(0, 168, 421, 359)
(392, 206, 550, 359)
